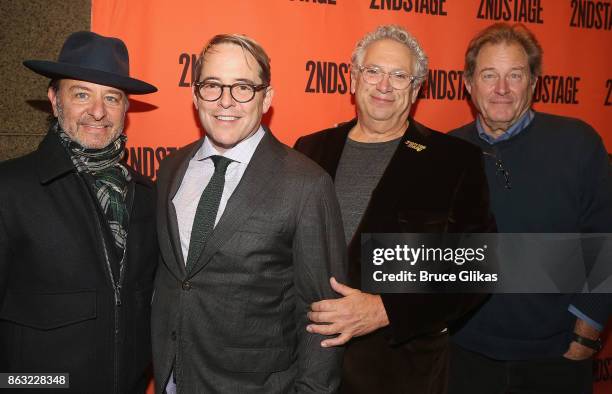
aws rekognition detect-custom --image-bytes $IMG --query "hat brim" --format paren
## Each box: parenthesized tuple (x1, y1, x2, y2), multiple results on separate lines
(24, 60, 157, 95)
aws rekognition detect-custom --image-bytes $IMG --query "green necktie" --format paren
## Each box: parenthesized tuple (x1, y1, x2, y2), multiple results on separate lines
(186, 155, 232, 272)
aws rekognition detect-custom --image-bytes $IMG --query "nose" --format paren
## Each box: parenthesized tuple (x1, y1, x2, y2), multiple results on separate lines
(88, 96, 107, 120)
(376, 73, 393, 93)
(494, 76, 509, 95)
(218, 86, 235, 109)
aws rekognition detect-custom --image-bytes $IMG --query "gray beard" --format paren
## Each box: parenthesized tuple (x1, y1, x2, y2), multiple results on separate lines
(55, 99, 125, 149)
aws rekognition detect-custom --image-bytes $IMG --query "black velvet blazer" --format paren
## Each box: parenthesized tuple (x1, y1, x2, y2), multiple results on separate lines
(295, 118, 496, 394)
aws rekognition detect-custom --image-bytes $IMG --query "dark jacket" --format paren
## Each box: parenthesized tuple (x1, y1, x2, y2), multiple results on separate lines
(0, 131, 158, 394)
(294, 119, 495, 394)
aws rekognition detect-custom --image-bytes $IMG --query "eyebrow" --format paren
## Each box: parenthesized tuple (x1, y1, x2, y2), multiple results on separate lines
(202, 77, 259, 84)
(68, 85, 93, 92)
(364, 64, 410, 73)
(104, 88, 125, 96)
(479, 66, 527, 72)
(68, 85, 125, 97)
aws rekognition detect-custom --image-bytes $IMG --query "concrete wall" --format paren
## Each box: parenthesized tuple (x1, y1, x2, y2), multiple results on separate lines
(0, 0, 91, 161)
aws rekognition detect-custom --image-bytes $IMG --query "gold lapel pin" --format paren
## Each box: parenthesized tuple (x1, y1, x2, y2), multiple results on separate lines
(405, 140, 427, 152)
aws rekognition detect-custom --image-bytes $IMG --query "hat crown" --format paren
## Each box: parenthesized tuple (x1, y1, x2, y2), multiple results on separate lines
(58, 31, 129, 77)
(23, 31, 157, 94)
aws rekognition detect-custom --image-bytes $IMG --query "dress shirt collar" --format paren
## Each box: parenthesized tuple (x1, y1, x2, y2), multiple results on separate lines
(194, 125, 265, 164)
(477, 109, 534, 145)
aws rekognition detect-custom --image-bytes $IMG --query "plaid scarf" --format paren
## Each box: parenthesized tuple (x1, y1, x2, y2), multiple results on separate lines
(55, 122, 131, 256)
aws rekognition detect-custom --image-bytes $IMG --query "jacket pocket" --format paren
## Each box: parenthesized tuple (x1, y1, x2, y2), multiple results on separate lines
(218, 346, 294, 373)
(0, 289, 96, 329)
(0, 290, 98, 373)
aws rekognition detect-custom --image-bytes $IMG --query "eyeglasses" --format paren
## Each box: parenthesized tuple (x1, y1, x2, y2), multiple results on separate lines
(193, 81, 268, 103)
(483, 151, 512, 190)
(358, 65, 423, 90)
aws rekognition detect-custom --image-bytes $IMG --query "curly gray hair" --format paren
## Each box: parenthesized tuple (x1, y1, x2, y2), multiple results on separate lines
(351, 25, 428, 83)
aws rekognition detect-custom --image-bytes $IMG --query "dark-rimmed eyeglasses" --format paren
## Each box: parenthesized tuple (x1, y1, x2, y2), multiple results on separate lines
(483, 151, 512, 190)
(193, 81, 268, 103)
(358, 65, 424, 90)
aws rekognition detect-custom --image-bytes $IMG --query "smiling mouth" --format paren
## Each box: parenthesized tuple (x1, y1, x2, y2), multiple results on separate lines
(80, 124, 110, 129)
(215, 115, 240, 121)
(370, 95, 393, 103)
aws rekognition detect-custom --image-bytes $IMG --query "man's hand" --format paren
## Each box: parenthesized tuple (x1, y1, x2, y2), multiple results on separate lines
(563, 341, 596, 360)
(563, 318, 600, 360)
(306, 277, 390, 347)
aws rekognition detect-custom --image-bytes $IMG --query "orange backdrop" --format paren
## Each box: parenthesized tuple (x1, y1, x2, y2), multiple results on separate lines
(91, 0, 612, 392)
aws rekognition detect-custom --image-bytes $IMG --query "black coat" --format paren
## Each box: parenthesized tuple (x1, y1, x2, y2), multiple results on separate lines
(295, 119, 495, 394)
(0, 131, 158, 394)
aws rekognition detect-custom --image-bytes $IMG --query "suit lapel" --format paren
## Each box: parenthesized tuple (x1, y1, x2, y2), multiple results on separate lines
(35, 131, 77, 184)
(161, 140, 203, 278)
(314, 120, 354, 180)
(186, 130, 286, 277)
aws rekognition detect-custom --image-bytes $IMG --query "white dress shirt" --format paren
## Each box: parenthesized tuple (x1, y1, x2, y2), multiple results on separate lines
(172, 126, 265, 264)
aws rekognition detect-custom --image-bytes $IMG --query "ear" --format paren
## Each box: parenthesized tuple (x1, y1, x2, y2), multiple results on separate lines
(192, 85, 200, 110)
(464, 78, 473, 96)
(350, 71, 357, 94)
(47, 87, 59, 117)
(410, 83, 422, 104)
(530, 75, 539, 92)
(124, 96, 130, 113)
(262, 86, 274, 114)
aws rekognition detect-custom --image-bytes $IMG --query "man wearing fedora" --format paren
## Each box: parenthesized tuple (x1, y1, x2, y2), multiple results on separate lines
(0, 31, 158, 393)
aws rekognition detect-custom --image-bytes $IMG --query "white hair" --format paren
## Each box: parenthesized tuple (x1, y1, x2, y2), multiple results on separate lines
(351, 25, 428, 83)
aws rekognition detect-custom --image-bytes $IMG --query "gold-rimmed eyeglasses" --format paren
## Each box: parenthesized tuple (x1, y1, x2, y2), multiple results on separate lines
(358, 65, 424, 90)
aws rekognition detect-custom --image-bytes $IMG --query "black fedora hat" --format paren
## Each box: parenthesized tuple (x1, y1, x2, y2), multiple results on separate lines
(24, 31, 157, 95)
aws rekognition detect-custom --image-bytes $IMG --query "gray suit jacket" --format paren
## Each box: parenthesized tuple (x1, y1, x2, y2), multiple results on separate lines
(152, 129, 347, 393)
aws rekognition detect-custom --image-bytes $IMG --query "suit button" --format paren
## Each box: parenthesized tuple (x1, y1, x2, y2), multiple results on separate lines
(182, 281, 192, 291)
(171, 331, 177, 341)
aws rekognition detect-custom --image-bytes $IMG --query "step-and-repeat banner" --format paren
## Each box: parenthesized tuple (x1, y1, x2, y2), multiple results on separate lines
(91, 0, 611, 392)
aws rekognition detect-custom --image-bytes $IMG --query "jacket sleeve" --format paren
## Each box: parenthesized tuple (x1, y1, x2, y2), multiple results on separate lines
(292, 171, 348, 393)
(380, 148, 495, 343)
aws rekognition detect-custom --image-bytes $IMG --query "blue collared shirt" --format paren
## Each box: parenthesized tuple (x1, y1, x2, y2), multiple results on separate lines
(476, 110, 534, 145)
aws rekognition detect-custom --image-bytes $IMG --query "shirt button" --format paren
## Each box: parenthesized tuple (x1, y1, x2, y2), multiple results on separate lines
(182, 281, 192, 291)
